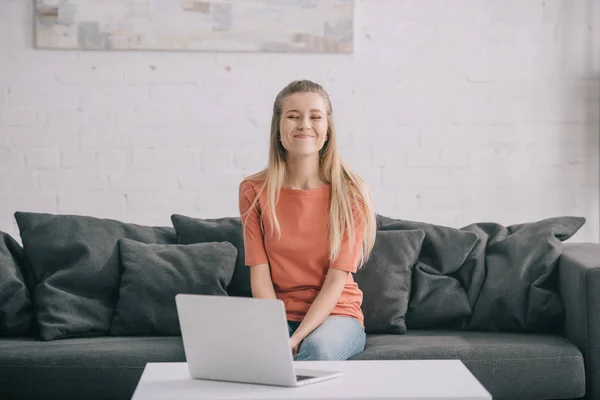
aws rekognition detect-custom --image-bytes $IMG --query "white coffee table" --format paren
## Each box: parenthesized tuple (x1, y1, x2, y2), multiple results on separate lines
(131, 360, 491, 400)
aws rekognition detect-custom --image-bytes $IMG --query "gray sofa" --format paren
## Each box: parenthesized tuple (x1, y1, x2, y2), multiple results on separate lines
(0, 212, 598, 400)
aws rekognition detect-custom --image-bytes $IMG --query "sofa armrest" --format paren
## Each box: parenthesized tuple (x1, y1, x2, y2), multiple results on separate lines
(559, 242, 600, 400)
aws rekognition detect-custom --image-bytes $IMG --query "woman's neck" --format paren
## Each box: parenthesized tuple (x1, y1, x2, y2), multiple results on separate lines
(284, 155, 326, 190)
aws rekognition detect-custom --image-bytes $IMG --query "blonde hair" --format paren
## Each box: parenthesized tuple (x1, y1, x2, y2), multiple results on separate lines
(241, 79, 376, 270)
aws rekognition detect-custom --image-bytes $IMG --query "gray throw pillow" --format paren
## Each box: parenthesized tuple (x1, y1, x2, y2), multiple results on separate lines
(354, 229, 425, 334)
(171, 214, 250, 298)
(461, 216, 586, 332)
(376, 214, 480, 329)
(14, 212, 177, 341)
(109, 239, 237, 336)
(0, 231, 32, 336)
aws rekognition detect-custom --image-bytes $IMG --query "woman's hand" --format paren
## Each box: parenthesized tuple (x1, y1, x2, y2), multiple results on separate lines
(290, 335, 301, 356)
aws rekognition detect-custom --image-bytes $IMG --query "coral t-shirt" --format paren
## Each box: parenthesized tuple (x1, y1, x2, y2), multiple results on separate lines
(238, 179, 364, 327)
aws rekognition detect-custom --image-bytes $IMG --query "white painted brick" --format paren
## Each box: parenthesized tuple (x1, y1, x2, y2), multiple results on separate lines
(149, 85, 200, 106)
(539, 123, 597, 145)
(200, 149, 233, 172)
(146, 128, 200, 149)
(1, 107, 39, 127)
(124, 192, 197, 215)
(481, 20, 557, 44)
(58, 192, 126, 215)
(116, 107, 185, 128)
(196, 189, 240, 218)
(55, 65, 124, 85)
(0, 213, 17, 238)
(470, 143, 528, 169)
(179, 171, 246, 192)
(0, 191, 57, 214)
(43, 109, 85, 128)
(0, 0, 598, 242)
(60, 148, 96, 170)
(25, 149, 59, 170)
(80, 128, 147, 148)
(418, 188, 462, 211)
(354, 126, 420, 149)
(0, 147, 24, 168)
(122, 58, 212, 84)
(382, 168, 452, 188)
(233, 149, 268, 172)
(109, 171, 180, 191)
(406, 148, 441, 168)
(39, 171, 110, 191)
(441, 148, 471, 168)
(487, 0, 543, 24)
(80, 86, 148, 108)
(0, 170, 38, 190)
(0, 59, 58, 86)
(95, 149, 131, 172)
(85, 109, 114, 127)
(132, 149, 198, 170)
(0, 173, 8, 192)
(0, 85, 8, 106)
(6, 128, 79, 148)
(47, 108, 114, 128)
(371, 186, 420, 217)
(9, 86, 79, 108)
(420, 125, 518, 148)
(337, 148, 382, 186)
(449, 168, 514, 189)
(114, 109, 143, 128)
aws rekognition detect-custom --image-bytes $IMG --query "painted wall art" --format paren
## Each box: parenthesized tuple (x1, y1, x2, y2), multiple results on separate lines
(34, 0, 355, 53)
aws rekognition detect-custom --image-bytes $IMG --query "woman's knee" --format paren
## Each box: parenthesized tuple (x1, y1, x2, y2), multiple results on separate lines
(295, 319, 366, 361)
(296, 334, 339, 360)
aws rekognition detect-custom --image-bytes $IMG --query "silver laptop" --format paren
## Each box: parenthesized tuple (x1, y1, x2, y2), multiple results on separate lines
(175, 293, 342, 387)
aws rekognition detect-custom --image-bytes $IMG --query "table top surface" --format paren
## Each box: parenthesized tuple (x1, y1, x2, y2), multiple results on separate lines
(131, 359, 492, 400)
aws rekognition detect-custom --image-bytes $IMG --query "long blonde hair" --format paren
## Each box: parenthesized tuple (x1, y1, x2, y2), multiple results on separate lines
(241, 79, 376, 270)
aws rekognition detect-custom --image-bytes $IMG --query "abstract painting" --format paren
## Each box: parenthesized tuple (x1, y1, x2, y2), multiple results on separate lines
(34, 0, 355, 53)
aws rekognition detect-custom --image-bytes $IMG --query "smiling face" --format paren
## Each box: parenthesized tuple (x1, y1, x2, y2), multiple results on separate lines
(279, 92, 329, 157)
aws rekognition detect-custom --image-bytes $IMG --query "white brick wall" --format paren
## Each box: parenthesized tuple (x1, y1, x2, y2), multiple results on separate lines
(1, 0, 599, 243)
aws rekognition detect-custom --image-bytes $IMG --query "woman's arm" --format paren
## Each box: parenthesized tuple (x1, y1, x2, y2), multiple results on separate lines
(290, 268, 348, 345)
(249, 263, 277, 299)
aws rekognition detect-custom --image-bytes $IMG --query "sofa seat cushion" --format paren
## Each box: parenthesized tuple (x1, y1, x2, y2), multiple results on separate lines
(0, 336, 185, 400)
(352, 330, 585, 400)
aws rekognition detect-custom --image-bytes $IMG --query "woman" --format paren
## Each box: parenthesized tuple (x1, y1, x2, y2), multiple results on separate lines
(238, 79, 376, 361)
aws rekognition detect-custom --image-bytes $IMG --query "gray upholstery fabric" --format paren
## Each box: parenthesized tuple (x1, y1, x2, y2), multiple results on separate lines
(171, 214, 250, 298)
(352, 330, 585, 400)
(377, 214, 586, 333)
(0, 231, 32, 336)
(376, 215, 479, 329)
(461, 217, 585, 332)
(14, 212, 177, 341)
(559, 243, 600, 400)
(0, 336, 185, 400)
(110, 239, 237, 336)
(0, 331, 584, 400)
(353, 229, 425, 334)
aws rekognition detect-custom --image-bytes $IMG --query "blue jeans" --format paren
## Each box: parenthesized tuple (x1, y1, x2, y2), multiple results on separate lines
(288, 316, 366, 361)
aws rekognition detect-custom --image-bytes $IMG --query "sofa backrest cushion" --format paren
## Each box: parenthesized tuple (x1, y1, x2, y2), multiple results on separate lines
(14, 211, 177, 341)
(109, 239, 237, 336)
(171, 214, 250, 298)
(0, 230, 32, 336)
(354, 229, 425, 334)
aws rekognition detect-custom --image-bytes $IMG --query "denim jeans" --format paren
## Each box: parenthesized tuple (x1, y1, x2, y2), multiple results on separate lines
(288, 316, 366, 361)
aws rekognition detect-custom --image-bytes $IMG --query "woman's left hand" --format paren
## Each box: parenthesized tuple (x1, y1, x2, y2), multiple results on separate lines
(290, 335, 301, 356)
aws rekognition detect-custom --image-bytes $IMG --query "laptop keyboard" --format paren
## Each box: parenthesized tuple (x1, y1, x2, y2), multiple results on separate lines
(296, 375, 313, 381)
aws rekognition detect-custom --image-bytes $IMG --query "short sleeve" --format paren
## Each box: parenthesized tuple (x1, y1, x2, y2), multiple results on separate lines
(239, 180, 269, 267)
(330, 203, 365, 273)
